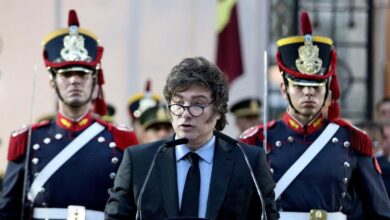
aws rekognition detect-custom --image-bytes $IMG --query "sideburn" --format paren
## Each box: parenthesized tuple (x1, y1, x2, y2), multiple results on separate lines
(204, 108, 220, 127)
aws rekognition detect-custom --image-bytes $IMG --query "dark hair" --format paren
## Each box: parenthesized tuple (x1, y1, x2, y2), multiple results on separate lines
(376, 97, 390, 111)
(163, 57, 229, 131)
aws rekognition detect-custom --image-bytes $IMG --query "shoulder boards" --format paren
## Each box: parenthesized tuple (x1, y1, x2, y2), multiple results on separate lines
(265, 120, 277, 129)
(7, 120, 49, 161)
(10, 125, 29, 138)
(31, 120, 51, 130)
(240, 120, 276, 139)
(115, 123, 133, 132)
(240, 126, 260, 140)
(93, 117, 139, 150)
(8, 120, 51, 161)
(256, 120, 277, 130)
(111, 125, 139, 151)
(333, 119, 373, 156)
(93, 117, 112, 129)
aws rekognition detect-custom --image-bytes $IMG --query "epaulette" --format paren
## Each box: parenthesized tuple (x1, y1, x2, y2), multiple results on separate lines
(333, 119, 373, 157)
(239, 121, 276, 150)
(239, 120, 276, 140)
(7, 120, 51, 161)
(94, 117, 139, 151)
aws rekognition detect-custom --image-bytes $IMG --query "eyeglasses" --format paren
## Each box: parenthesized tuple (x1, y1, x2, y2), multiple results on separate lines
(168, 103, 211, 117)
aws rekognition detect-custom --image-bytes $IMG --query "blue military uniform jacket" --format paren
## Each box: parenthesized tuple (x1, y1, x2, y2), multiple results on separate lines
(240, 112, 390, 220)
(378, 156, 390, 198)
(0, 112, 138, 219)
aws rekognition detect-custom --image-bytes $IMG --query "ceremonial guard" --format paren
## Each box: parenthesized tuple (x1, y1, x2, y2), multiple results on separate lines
(230, 97, 262, 134)
(240, 12, 390, 219)
(128, 80, 161, 143)
(139, 104, 174, 143)
(0, 10, 138, 220)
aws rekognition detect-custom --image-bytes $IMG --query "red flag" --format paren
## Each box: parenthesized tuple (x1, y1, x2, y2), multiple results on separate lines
(216, 0, 243, 84)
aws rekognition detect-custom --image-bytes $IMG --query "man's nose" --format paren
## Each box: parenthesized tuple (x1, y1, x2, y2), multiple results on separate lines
(69, 74, 83, 84)
(181, 107, 192, 118)
(302, 86, 315, 95)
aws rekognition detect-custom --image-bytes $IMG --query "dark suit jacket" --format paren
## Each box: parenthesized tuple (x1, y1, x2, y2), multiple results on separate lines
(105, 132, 279, 220)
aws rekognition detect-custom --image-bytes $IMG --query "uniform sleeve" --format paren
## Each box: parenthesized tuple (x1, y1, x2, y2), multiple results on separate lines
(253, 148, 279, 220)
(353, 155, 390, 219)
(0, 158, 25, 219)
(105, 148, 137, 219)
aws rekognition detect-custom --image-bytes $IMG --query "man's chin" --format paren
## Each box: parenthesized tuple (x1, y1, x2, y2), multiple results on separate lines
(65, 99, 88, 108)
(299, 110, 317, 117)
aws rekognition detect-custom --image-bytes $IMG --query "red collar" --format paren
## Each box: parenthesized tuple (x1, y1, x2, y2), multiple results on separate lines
(56, 112, 93, 132)
(282, 112, 324, 134)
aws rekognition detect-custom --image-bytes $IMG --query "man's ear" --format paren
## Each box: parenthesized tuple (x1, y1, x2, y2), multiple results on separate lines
(49, 79, 55, 89)
(280, 81, 288, 100)
(48, 74, 56, 88)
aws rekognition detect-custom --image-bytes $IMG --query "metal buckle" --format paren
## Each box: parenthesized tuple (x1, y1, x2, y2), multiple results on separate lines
(310, 209, 327, 220)
(67, 205, 86, 220)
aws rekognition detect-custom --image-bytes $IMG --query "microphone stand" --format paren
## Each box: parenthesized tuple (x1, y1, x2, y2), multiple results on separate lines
(263, 51, 268, 154)
(214, 131, 267, 220)
(235, 142, 267, 220)
(21, 65, 38, 220)
(136, 138, 188, 220)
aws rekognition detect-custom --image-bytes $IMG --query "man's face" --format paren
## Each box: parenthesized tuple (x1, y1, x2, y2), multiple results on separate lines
(169, 85, 219, 149)
(143, 123, 174, 143)
(281, 81, 326, 119)
(235, 116, 261, 133)
(378, 102, 390, 123)
(132, 120, 145, 143)
(52, 70, 94, 108)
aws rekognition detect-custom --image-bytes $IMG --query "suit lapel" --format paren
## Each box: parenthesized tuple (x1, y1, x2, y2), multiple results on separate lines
(157, 144, 180, 217)
(206, 137, 234, 220)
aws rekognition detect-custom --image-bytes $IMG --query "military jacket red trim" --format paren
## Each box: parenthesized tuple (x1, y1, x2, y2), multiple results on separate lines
(7, 120, 50, 161)
(240, 113, 372, 156)
(56, 112, 93, 132)
(7, 112, 139, 161)
(93, 117, 139, 151)
(282, 112, 324, 135)
(238, 113, 389, 217)
(332, 118, 373, 157)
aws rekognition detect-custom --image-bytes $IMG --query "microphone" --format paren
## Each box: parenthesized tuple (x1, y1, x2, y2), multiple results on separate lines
(164, 138, 190, 148)
(213, 131, 267, 220)
(136, 137, 189, 220)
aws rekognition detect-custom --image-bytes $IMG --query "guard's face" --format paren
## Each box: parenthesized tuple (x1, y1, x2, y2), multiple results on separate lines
(281, 81, 326, 118)
(378, 102, 390, 123)
(53, 70, 95, 108)
(169, 85, 220, 149)
(235, 116, 261, 133)
(143, 123, 174, 143)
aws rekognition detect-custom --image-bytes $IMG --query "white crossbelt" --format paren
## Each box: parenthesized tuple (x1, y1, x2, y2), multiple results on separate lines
(275, 123, 340, 199)
(28, 122, 105, 201)
(33, 207, 104, 220)
(280, 211, 346, 220)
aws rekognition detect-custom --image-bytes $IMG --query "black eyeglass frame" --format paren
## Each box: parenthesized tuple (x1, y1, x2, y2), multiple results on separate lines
(168, 103, 212, 117)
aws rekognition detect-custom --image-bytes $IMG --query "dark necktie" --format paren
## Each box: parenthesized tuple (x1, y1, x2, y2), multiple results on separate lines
(180, 152, 200, 217)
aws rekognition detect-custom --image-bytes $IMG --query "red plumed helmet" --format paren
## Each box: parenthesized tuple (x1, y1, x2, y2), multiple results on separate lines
(275, 11, 341, 121)
(127, 79, 161, 120)
(42, 9, 107, 116)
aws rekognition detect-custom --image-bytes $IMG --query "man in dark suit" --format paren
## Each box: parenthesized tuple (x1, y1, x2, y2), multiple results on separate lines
(105, 57, 279, 220)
